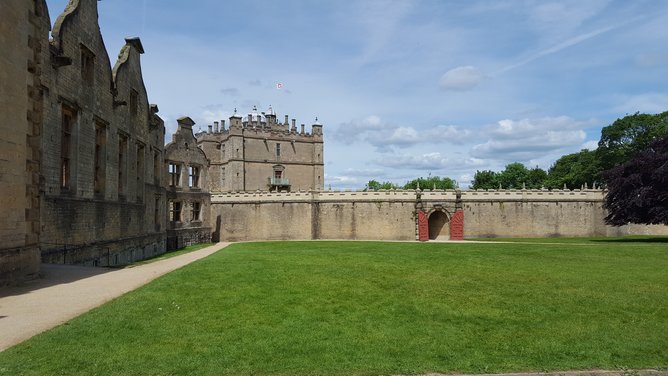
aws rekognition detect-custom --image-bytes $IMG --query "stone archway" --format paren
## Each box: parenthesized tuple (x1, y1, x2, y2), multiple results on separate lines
(428, 210, 450, 240)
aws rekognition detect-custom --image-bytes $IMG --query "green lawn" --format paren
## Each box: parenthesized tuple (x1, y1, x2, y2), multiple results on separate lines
(1, 239, 667, 375)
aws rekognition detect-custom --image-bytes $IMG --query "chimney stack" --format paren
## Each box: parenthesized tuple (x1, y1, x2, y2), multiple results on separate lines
(214, 121, 219, 133)
(284, 115, 289, 125)
(208, 124, 213, 133)
(301, 124, 305, 134)
(221, 119, 226, 131)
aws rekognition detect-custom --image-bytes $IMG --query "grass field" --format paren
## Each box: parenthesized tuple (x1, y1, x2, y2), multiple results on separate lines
(1, 239, 667, 375)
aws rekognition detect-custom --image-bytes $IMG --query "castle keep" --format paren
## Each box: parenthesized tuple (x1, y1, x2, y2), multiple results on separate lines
(196, 106, 324, 193)
(1, 0, 667, 286)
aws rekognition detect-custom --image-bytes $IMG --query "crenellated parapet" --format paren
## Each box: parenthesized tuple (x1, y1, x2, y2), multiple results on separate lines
(197, 106, 323, 142)
(211, 188, 607, 204)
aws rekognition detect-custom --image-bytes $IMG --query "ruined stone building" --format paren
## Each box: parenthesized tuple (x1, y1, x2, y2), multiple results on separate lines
(0, 0, 45, 284)
(1, 0, 167, 284)
(165, 117, 212, 250)
(197, 106, 324, 193)
(38, 1, 166, 266)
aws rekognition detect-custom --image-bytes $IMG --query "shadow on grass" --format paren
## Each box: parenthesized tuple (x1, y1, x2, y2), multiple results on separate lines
(591, 237, 668, 244)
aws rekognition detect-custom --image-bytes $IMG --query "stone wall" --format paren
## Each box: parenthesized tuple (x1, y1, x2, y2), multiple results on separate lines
(0, 0, 47, 284)
(212, 189, 668, 242)
(38, 0, 166, 266)
(165, 117, 212, 250)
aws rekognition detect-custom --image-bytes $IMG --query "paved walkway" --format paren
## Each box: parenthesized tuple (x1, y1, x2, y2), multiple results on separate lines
(0, 242, 230, 352)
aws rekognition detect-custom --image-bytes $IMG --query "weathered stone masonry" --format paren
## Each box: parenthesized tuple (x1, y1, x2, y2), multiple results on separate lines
(165, 117, 212, 250)
(0, 0, 48, 285)
(0, 0, 168, 284)
(212, 189, 668, 242)
(37, 0, 167, 266)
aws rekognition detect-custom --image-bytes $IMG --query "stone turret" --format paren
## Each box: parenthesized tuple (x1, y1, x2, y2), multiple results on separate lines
(229, 109, 242, 128)
(312, 117, 323, 136)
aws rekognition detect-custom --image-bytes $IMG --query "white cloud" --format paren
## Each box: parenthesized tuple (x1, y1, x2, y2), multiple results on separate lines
(341, 168, 386, 177)
(581, 140, 599, 150)
(439, 66, 484, 91)
(376, 152, 486, 171)
(335, 115, 385, 143)
(471, 116, 595, 163)
(613, 93, 668, 114)
(335, 115, 473, 149)
(324, 174, 361, 190)
(200, 109, 232, 125)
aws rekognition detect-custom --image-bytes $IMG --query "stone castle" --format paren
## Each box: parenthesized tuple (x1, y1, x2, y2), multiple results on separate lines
(1, 0, 667, 285)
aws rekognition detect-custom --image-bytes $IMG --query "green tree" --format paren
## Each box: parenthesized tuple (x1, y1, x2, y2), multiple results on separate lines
(471, 170, 498, 189)
(597, 111, 668, 173)
(544, 149, 600, 189)
(526, 166, 548, 189)
(497, 162, 529, 189)
(365, 180, 399, 191)
(497, 162, 548, 189)
(403, 176, 456, 190)
(472, 163, 547, 189)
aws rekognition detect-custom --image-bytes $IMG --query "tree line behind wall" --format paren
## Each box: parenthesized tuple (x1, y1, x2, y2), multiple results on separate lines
(363, 111, 668, 226)
(472, 111, 668, 190)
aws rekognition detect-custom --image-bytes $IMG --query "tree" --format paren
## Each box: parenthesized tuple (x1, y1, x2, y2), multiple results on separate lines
(603, 136, 668, 225)
(544, 149, 600, 189)
(597, 111, 668, 173)
(526, 167, 548, 188)
(471, 170, 498, 189)
(403, 176, 456, 190)
(365, 180, 399, 191)
(496, 162, 530, 189)
(471, 163, 547, 189)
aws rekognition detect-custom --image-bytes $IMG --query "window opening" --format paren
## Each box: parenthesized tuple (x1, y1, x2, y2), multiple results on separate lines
(189, 166, 200, 188)
(168, 162, 181, 187)
(94, 123, 106, 194)
(61, 106, 75, 190)
(192, 202, 201, 221)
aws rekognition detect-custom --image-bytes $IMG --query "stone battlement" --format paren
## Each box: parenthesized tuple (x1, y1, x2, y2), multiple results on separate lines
(211, 188, 606, 203)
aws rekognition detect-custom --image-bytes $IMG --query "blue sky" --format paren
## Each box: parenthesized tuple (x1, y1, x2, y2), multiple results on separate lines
(45, 0, 668, 189)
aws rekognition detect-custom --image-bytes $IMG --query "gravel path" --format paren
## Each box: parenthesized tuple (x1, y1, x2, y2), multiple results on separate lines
(0, 242, 230, 352)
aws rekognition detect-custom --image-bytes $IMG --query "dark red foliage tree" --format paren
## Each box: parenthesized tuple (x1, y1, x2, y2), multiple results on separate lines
(603, 136, 668, 225)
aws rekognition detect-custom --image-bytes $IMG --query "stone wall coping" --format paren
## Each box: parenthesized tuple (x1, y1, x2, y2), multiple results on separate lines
(211, 188, 606, 204)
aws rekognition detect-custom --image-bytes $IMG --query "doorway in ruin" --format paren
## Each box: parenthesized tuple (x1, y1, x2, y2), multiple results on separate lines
(428, 210, 449, 240)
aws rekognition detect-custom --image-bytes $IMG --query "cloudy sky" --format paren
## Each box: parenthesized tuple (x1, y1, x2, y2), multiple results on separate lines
(45, 0, 668, 189)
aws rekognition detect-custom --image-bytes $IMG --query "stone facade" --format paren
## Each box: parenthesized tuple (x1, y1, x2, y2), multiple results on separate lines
(2, 0, 667, 285)
(38, 0, 167, 266)
(211, 189, 668, 242)
(165, 117, 212, 250)
(197, 107, 324, 193)
(0, 0, 47, 284)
